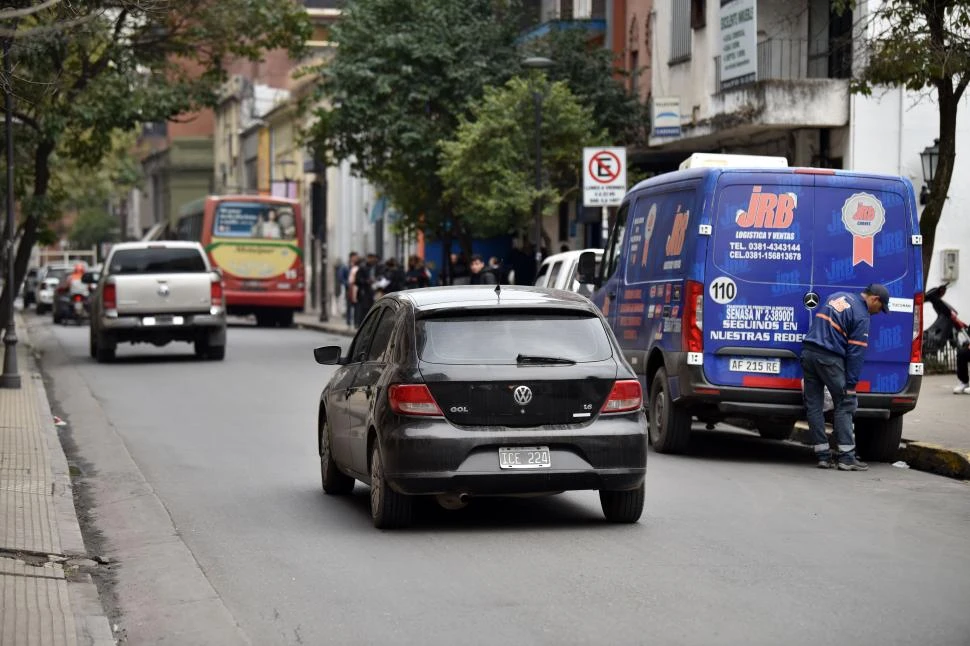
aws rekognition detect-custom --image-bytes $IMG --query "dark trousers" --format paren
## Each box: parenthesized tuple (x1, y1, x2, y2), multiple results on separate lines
(958, 347, 970, 384)
(801, 345, 858, 462)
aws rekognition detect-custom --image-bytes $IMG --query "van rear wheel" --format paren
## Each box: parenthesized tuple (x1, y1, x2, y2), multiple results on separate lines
(854, 415, 904, 462)
(648, 367, 692, 454)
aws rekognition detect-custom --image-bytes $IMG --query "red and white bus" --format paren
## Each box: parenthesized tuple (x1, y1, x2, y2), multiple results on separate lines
(175, 195, 305, 327)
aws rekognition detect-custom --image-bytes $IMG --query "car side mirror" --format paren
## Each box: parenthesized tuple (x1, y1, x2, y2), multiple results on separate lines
(314, 345, 343, 365)
(577, 251, 599, 287)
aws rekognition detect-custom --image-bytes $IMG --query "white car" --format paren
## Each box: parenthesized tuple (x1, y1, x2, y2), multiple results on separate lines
(534, 249, 603, 297)
(36, 277, 61, 314)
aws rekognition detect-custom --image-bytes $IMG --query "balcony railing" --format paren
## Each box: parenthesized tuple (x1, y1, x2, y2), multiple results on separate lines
(713, 38, 850, 94)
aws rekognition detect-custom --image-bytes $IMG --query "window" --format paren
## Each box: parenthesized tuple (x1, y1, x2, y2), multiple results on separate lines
(417, 313, 613, 365)
(548, 262, 564, 288)
(108, 248, 207, 275)
(690, 0, 706, 30)
(367, 308, 399, 361)
(213, 202, 297, 240)
(348, 308, 383, 363)
(601, 203, 630, 283)
(670, 0, 692, 63)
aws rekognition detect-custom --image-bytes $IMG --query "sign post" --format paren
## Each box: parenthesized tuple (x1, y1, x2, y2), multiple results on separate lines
(583, 147, 627, 246)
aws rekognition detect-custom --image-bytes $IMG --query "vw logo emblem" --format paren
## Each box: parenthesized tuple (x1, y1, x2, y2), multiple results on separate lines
(803, 291, 820, 309)
(512, 385, 533, 406)
(157, 284, 170, 297)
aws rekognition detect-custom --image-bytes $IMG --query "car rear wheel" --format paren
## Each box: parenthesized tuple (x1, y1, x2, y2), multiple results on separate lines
(756, 419, 795, 441)
(648, 367, 692, 453)
(854, 415, 904, 462)
(94, 332, 115, 363)
(599, 483, 645, 523)
(370, 444, 412, 529)
(320, 420, 354, 495)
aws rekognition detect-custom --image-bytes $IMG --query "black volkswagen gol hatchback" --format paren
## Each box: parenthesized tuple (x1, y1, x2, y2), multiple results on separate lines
(313, 286, 648, 529)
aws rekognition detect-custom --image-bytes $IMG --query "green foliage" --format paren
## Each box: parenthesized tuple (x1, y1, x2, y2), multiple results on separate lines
(69, 208, 119, 249)
(50, 131, 142, 211)
(308, 0, 522, 236)
(439, 76, 605, 237)
(307, 0, 644, 242)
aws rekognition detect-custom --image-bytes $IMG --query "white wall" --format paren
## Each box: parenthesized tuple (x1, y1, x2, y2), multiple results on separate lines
(849, 86, 970, 326)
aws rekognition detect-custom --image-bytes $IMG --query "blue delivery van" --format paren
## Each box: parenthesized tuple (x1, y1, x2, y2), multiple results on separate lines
(579, 156, 924, 461)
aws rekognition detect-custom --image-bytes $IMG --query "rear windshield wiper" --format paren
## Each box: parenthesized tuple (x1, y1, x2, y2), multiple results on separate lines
(516, 354, 576, 365)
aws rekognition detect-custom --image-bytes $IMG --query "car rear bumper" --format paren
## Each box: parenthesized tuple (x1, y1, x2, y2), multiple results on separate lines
(665, 353, 921, 419)
(224, 289, 304, 309)
(99, 311, 226, 344)
(381, 413, 648, 496)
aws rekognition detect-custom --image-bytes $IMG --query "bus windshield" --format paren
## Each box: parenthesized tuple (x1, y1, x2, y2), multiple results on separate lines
(213, 202, 298, 240)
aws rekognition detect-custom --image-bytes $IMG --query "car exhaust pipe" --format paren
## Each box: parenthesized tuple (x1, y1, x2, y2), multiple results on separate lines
(436, 492, 470, 510)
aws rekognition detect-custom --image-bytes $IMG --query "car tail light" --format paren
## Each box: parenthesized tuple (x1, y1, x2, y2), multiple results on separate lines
(102, 283, 117, 310)
(210, 275, 224, 305)
(389, 384, 443, 417)
(601, 379, 642, 414)
(682, 280, 704, 352)
(911, 291, 923, 363)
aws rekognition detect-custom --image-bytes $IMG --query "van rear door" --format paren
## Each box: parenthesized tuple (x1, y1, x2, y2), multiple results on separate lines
(812, 175, 919, 394)
(703, 172, 816, 389)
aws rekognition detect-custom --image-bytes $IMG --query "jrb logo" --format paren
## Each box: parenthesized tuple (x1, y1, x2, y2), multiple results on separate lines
(666, 208, 690, 257)
(841, 192, 886, 267)
(736, 187, 796, 229)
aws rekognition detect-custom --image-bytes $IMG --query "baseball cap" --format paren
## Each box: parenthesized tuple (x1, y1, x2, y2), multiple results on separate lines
(866, 283, 890, 314)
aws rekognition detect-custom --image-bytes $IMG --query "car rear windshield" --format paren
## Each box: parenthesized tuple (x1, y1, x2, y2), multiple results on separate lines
(416, 311, 613, 365)
(108, 248, 207, 275)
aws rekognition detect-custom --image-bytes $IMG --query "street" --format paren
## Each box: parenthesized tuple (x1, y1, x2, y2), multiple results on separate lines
(27, 314, 970, 646)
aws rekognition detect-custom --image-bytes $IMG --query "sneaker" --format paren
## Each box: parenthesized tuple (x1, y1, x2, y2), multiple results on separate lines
(816, 459, 834, 469)
(837, 456, 869, 471)
(954, 383, 970, 394)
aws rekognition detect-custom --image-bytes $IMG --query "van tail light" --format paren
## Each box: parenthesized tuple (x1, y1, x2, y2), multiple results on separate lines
(210, 275, 224, 305)
(682, 280, 704, 352)
(389, 384, 443, 417)
(102, 283, 117, 310)
(911, 292, 923, 363)
(601, 379, 643, 414)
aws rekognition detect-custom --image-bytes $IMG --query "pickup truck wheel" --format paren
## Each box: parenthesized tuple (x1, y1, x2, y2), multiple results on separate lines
(206, 345, 226, 361)
(648, 367, 692, 454)
(854, 415, 904, 462)
(94, 333, 115, 363)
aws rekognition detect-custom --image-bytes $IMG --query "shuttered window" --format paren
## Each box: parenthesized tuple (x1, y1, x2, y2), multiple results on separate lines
(670, 0, 692, 63)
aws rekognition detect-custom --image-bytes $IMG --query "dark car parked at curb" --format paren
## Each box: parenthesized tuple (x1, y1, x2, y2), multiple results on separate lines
(313, 285, 648, 529)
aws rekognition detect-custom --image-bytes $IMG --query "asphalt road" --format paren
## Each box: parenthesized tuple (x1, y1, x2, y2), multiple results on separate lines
(27, 315, 970, 646)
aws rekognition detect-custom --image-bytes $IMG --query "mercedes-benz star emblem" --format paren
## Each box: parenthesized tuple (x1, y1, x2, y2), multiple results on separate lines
(157, 284, 170, 297)
(512, 385, 533, 406)
(803, 291, 820, 309)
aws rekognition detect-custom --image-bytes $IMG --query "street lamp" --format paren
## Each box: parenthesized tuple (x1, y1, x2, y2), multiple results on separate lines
(919, 138, 939, 206)
(279, 157, 296, 199)
(1, 37, 20, 389)
(522, 56, 554, 280)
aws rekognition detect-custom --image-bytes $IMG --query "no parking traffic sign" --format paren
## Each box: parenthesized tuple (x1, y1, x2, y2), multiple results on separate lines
(583, 147, 627, 207)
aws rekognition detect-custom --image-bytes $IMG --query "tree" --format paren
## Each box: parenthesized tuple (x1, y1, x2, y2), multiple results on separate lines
(839, 0, 970, 279)
(0, 0, 311, 324)
(306, 0, 523, 256)
(69, 208, 118, 249)
(306, 0, 645, 258)
(439, 76, 605, 242)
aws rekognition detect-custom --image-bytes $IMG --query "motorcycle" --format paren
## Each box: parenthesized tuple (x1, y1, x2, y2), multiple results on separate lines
(923, 283, 969, 355)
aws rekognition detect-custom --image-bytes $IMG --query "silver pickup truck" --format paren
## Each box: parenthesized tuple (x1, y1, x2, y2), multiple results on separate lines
(89, 241, 227, 362)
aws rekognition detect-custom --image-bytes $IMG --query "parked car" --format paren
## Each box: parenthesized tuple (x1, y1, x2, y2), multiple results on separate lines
(579, 152, 923, 461)
(312, 285, 648, 529)
(534, 249, 603, 298)
(89, 242, 226, 362)
(36, 276, 61, 315)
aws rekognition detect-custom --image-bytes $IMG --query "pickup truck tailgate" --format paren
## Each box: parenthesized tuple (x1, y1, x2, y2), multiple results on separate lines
(115, 274, 211, 315)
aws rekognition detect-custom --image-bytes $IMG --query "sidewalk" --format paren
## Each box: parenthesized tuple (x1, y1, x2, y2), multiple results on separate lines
(294, 311, 356, 338)
(0, 314, 113, 646)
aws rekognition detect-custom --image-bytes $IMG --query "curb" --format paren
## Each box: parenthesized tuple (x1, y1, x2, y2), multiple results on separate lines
(295, 319, 356, 337)
(17, 315, 116, 646)
(793, 421, 970, 481)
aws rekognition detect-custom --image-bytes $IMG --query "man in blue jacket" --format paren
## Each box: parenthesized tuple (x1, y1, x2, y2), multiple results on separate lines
(801, 283, 890, 471)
